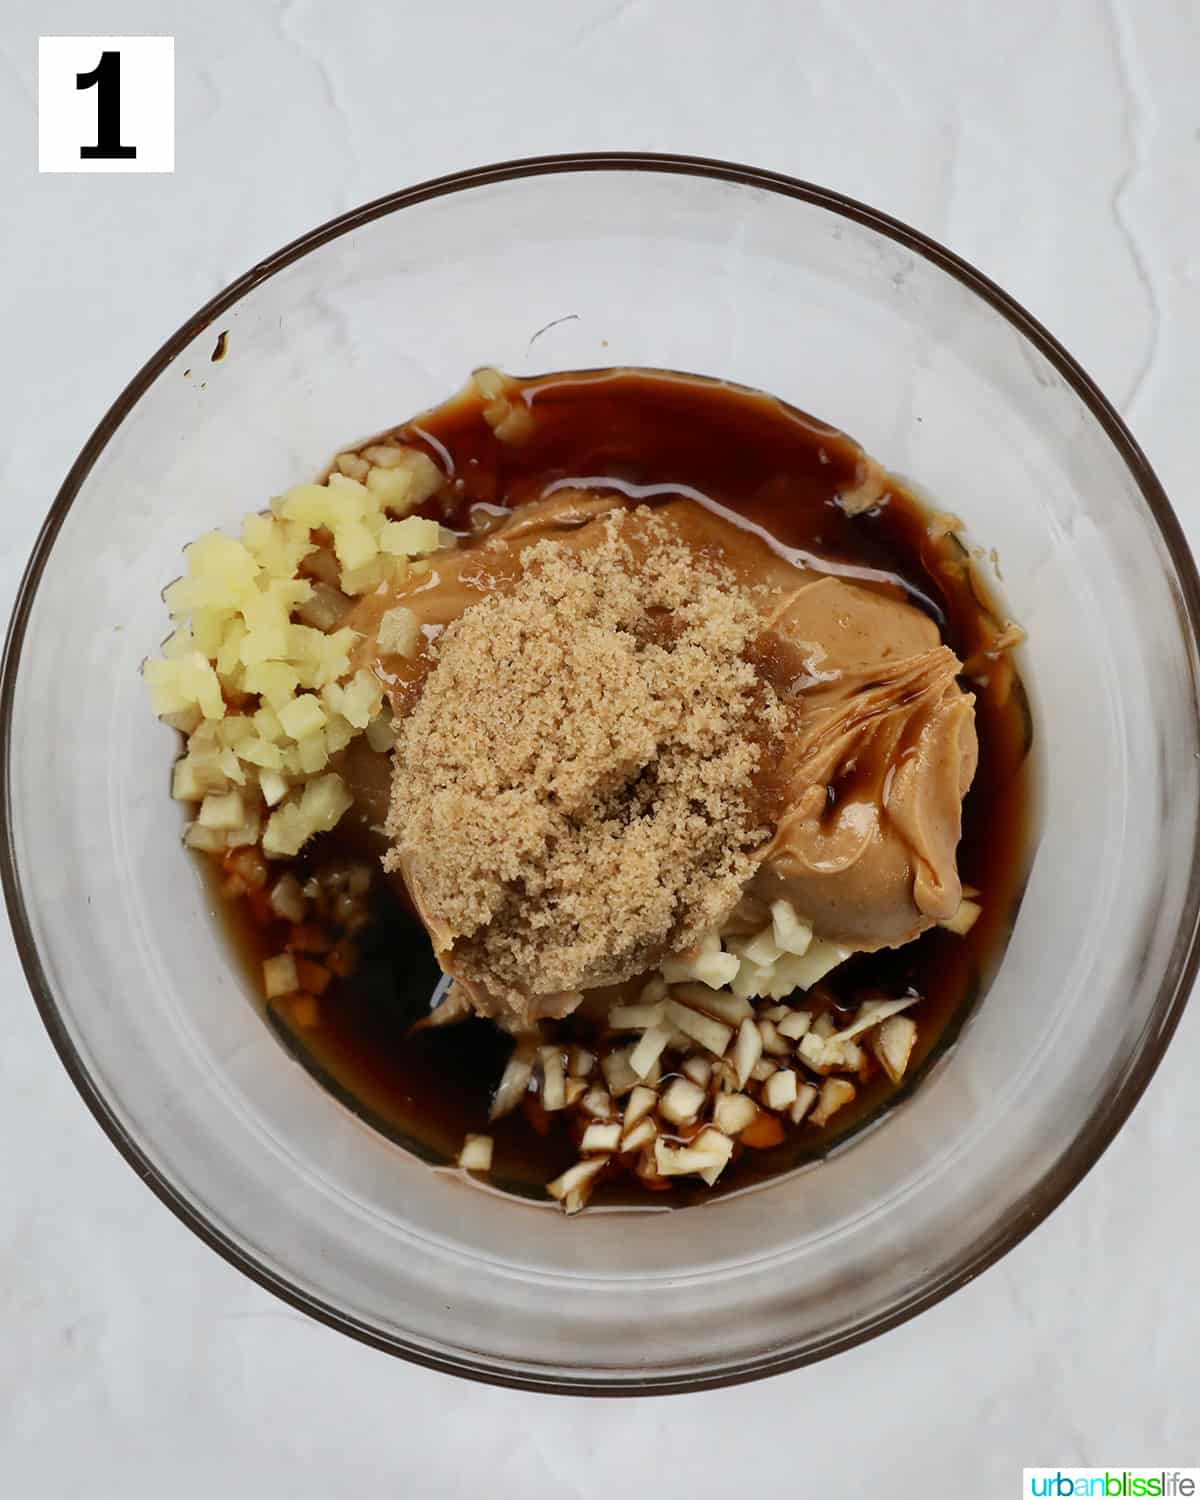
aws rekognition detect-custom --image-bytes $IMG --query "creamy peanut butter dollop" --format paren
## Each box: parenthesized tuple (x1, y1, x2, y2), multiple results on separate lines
(347, 492, 977, 1024)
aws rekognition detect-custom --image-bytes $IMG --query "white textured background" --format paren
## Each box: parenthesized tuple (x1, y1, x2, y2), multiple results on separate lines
(3, 1, 1198, 1492)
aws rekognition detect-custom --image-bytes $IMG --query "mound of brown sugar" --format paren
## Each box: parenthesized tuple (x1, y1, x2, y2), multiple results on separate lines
(384, 508, 785, 1019)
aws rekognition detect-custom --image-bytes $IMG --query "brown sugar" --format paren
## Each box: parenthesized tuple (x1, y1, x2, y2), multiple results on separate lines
(384, 508, 785, 1016)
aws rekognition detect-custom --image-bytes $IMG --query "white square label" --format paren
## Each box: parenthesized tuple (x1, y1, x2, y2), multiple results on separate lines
(38, 36, 174, 173)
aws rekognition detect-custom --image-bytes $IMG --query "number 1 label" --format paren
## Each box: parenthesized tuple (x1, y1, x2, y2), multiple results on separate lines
(77, 50, 138, 160)
(39, 37, 174, 174)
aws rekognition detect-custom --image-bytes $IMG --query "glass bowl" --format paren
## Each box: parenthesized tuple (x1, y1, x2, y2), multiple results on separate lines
(5, 154, 1199, 1395)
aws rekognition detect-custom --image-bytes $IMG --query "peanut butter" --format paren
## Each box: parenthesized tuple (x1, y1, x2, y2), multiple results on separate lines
(350, 490, 977, 1021)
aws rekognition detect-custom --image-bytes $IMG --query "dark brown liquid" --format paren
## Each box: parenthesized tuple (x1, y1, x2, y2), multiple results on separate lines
(215, 369, 1033, 1208)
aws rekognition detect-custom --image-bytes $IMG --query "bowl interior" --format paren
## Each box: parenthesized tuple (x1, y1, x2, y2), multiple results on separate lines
(6, 159, 1199, 1391)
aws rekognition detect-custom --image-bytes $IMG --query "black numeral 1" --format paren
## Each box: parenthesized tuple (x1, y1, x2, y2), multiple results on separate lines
(77, 51, 136, 160)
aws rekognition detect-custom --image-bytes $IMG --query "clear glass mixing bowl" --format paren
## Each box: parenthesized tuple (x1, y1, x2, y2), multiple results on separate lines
(5, 155, 1199, 1394)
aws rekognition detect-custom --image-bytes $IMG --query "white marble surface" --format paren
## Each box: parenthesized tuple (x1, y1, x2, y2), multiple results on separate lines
(3, 0, 1199, 1490)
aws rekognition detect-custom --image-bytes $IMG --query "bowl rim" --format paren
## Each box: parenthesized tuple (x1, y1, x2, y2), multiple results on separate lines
(5, 150, 1199, 1396)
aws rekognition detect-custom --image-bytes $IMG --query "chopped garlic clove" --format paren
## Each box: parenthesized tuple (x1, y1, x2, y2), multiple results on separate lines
(567, 1046, 595, 1079)
(682, 1055, 712, 1089)
(600, 1047, 640, 1098)
(694, 1128, 735, 1185)
(623, 1085, 658, 1130)
(547, 1156, 608, 1214)
(490, 1039, 536, 1120)
(741, 926, 782, 967)
(810, 1076, 856, 1127)
(664, 999, 732, 1057)
(581, 1087, 615, 1119)
(608, 1001, 666, 1031)
(539, 1046, 567, 1110)
(713, 1092, 759, 1136)
(758, 1018, 791, 1056)
(660, 932, 739, 988)
(830, 995, 918, 1044)
(733, 1017, 763, 1089)
(770, 900, 814, 956)
(655, 1132, 733, 1180)
(871, 1015, 918, 1083)
(629, 1025, 671, 1080)
(782, 939, 853, 992)
(619, 1118, 657, 1153)
(458, 1134, 494, 1171)
(797, 1031, 839, 1075)
(659, 1077, 706, 1126)
(670, 982, 752, 1026)
(731, 961, 772, 1001)
(580, 1122, 622, 1153)
(776, 1009, 812, 1041)
(763, 1069, 799, 1111)
(789, 1083, 819, 1124)
(710, 1057, 740, 1094)
(840, 1038, 865, 1071)
(692, 949, 740, 989)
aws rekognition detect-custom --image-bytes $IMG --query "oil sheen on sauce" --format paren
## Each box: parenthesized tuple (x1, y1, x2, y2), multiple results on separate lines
(215, 368, 1033, 1208)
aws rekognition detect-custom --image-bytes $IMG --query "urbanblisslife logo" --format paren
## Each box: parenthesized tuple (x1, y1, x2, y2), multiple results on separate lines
(1024, 1473, 1198, 1497)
